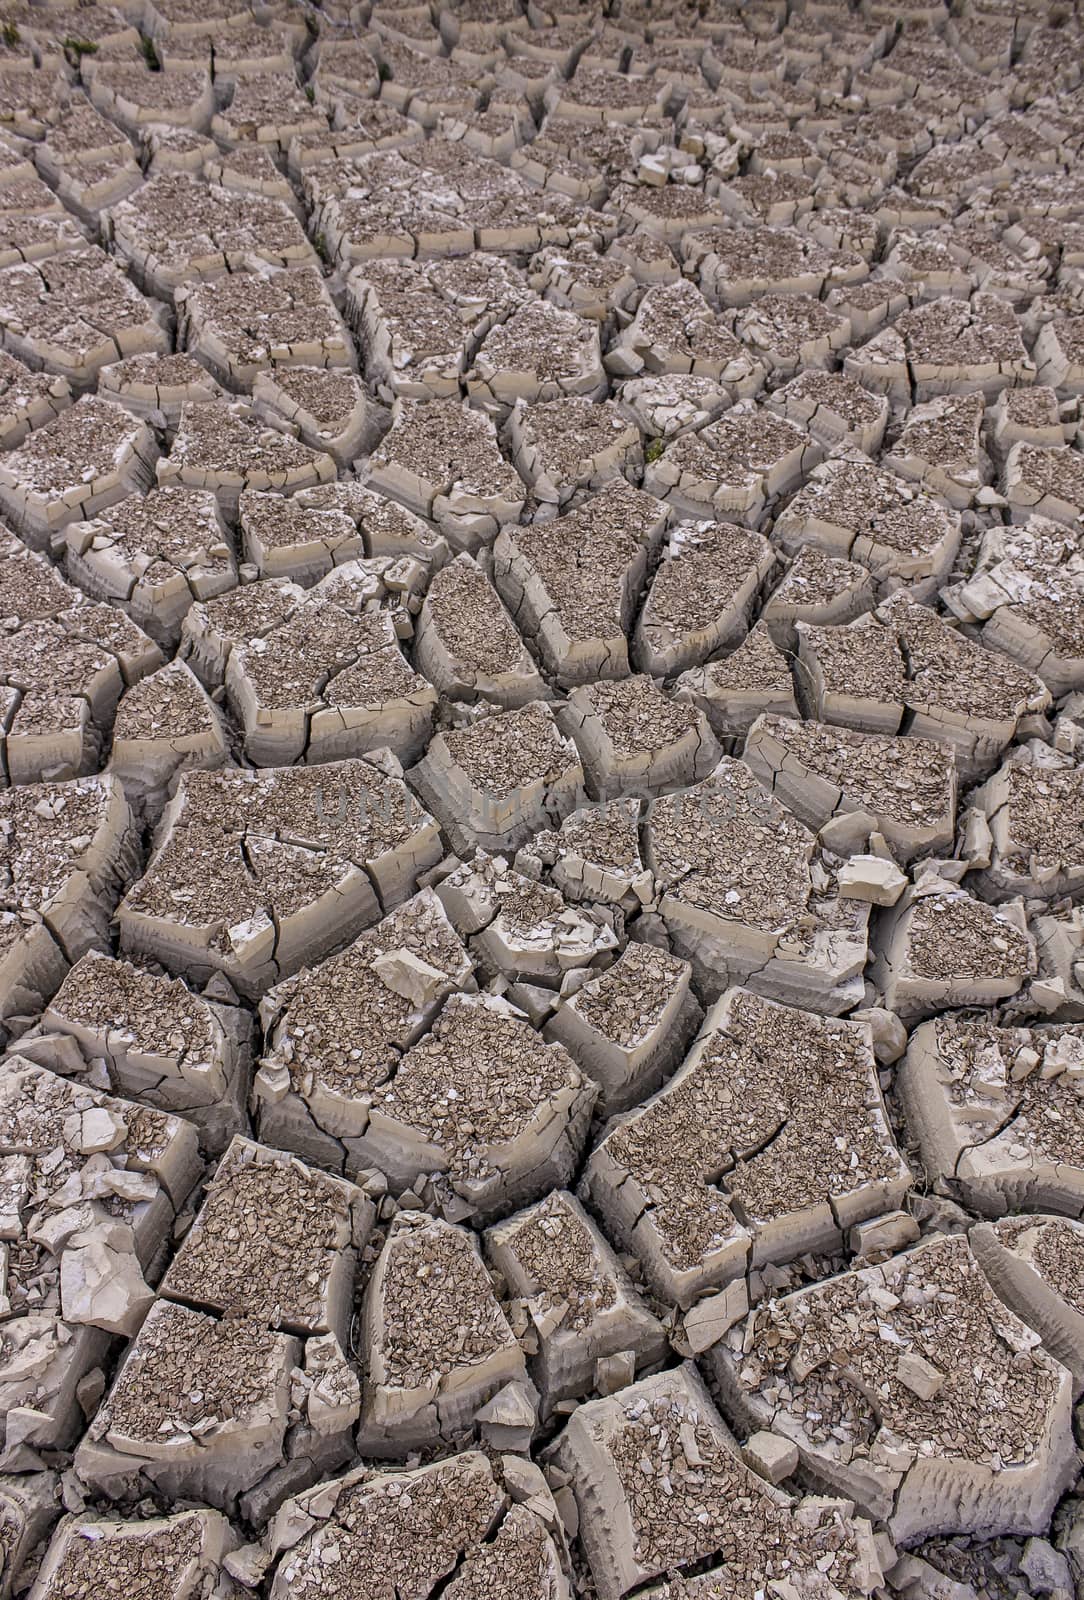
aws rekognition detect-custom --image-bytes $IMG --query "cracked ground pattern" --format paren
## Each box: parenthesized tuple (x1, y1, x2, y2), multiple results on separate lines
(0, 1, 1083, 1597)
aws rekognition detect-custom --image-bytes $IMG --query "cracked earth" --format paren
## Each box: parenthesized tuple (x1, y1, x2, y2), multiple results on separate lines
(0, 0, 1083, 1597)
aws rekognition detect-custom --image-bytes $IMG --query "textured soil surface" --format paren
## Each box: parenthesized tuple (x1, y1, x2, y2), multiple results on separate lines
(0, 2, 1084, 1598)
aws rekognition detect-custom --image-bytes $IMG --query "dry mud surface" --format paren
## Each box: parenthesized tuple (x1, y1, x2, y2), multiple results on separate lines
(1, 0, 1084, 1596)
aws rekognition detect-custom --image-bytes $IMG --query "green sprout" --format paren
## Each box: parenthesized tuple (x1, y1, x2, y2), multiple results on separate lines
(63, 36, 99, 60)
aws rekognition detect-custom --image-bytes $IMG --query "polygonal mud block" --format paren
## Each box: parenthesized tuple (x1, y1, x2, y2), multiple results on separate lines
(366, 396, 525, 552)
(643, 402, 818, 525)
(238, 488, 363, 585)
(1029, 902, 1084, 1019)
(410, 700, 584, 856)
(683, 221, 866, 307)
(414, 554, 545, 709)
(161, 1136, 371, 1343)
(344, 992, 595, 1222)
(544, 942, 701, 1114)
(708, 1234, 1077, 1546)
(972, 1216, 1084, 1398)
(741, 128, 818, 176)
(267, 1453, 569, 1600)
(306, 481, 448, 570)
(930, 222, 1041, 314)
(947, 515, 1084, 699)
(880, 230, 974, 300)
(990, 386, 1073, 459)
(797, 592, 1051, 779)
(254, 883, 476, 1171)
(177, 266, 354, 389)
(75, 1299, 299, 1516)
(28, 1508, 242, 1600)
(731, 292, 851, 377)
(1003, 442, 1084, 530)
(710, 170, 816, 226)
(0, 349, 69, 451)
(105, 172, 317, 300)
(157, 403, 336, 518)
(544, 1366, 882, 1600)
(116, 759, 442, 999)
(633, 520, 775, 676)
(765, 367, 889, 454)
(139, 126, 219, 179)
(760, 545, 876, 652)
(205, 142, 305, 216)
(0, 775, 138, 1031)
(0, 395, 158, 549)
(582, 986, 907, 1307)
(872, 880, 1035, 1025)
(0, 248, 169, 389)
(908, 131, 1015, 196)
(743, 714, 957, 864)
(211, 71, 329, 150)
(253, 887, 474, 1173)
(225, 564, 437, 767)
(358, 1213, 528, 1457)
(438, 104, 532, 162)
(65, 487, 236, 651)
(774, 454, 961, 594)
(882, 391, 986, 509)
(1033, 312, 1084, 394)
(465, 299, 606, 411)
(85, 62, 215, 134)
(0, 207, 85, 272)
(520, 798, 651, 911)
(493, 482, 667, 687)
(615, 373, 731, 441)
(474, 187, 606, 257)
(97, 350, 225, 429)
(0, 1055, 201, 1461)
(17, 949, 249, 1155)
(486, 1190, 665, 1413)
(605, 279, 764, 395)
(544, 69, 670, 127)
(348, 253, 527, 402)
(799, 611, 908, 732)
(602, 181, 726, 243)
(645, 757, 868, 1012)
(560, 675, 720, 801)
(436, 852, 619, 990)
(251, 366, 380, 465)
(367, 44, 482, 131)
(108, 662, 230, 817)
(0, 1473, 59, 1599)
(898, 1015, 1084, 1218)
(674, 624, 798, 740)
(967, 747, 1084, 903)
(0, 534, 165, 787)
(845, 293, 1036, 400)
(308, 173, 473, 268)
(179, 578, 307, 691)
(507, 396, 640, 508)
(824, 274, 911, 341)
(33, 100, 143, 223)
(527, 241, 639, 324)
